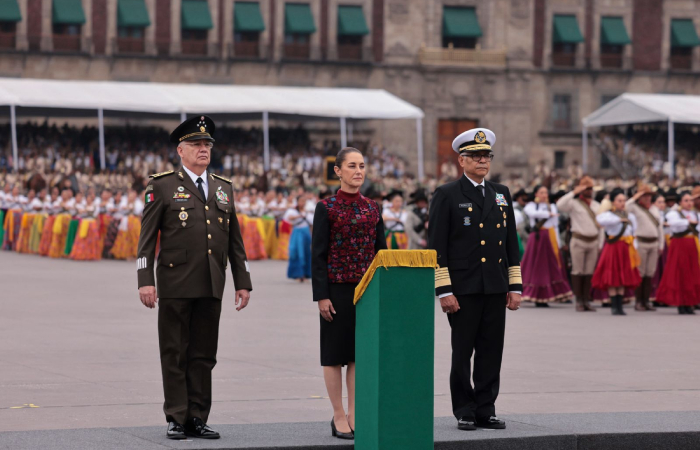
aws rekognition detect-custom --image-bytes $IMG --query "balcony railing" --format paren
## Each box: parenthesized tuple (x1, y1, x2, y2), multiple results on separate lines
(670, 54, 692, 71)
(551, 52, 576, 67)
(181, 39, 208, 56)
(599, 52, 623, 69)
(418, 45, 506, 66)
(232, 40, 260, 58)
(0, 32, 16, 50)
(52, 34, 84, 52)
(115, 37, 145, 54)
(337, 44, 362, 61)
(283, 42, 311, 60)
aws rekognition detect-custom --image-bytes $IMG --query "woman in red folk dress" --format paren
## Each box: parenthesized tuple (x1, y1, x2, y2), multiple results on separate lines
(592, 189, 642, 316)
(656, 191, 700, 314)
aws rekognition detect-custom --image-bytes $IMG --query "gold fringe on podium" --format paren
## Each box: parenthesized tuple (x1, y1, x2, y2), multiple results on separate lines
(354, 249, 437, 304)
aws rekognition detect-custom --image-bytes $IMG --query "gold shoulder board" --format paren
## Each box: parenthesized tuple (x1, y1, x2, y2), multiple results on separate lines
(211, 173, 232, 184)
(149, 170, 175, 179)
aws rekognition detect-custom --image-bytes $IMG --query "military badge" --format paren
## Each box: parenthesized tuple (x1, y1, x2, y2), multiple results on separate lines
(173, 192, 191, 202)
(464, 216, 471, 226)
(215, 186, 230, 204)
(495, 194, 508, 206)
(145, 192, 154, 204)
(475, 131, 487, 144)
(177, 186, 184, 192)
(179, 211, 189, 221)
(459, 203, 472, 209)
(145, 185, 153, 192)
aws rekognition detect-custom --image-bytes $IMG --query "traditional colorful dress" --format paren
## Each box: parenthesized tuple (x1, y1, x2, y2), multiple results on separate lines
(284, 208, 313, 280)
(273, 220, 292, 260)
(656, 209, 700, 307)
(48, 214, 72, 258)
(592, 211, 642, 290)
(238, 215, 268, 260)
(384, 208, 409, 249)
(521, 202, 573, 304)
(39, 215, 57, 256)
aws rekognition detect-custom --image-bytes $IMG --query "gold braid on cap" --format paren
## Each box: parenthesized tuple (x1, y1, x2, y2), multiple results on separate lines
(179, 132, 212, 142)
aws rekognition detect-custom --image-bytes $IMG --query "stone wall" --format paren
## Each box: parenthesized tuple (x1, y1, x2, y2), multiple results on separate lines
(4, 0, 700, 179)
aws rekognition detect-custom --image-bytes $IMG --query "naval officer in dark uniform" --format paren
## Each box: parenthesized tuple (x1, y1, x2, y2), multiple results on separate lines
(428, 128, 522, 431)
(137, 115, 253, 440)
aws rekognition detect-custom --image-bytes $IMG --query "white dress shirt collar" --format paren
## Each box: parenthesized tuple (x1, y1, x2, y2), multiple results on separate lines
(463, 174, 485, 188)
(182, 165, 208, 199)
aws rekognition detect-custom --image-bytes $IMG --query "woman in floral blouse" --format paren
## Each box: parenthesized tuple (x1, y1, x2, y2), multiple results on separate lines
(312, 147, 387, 439)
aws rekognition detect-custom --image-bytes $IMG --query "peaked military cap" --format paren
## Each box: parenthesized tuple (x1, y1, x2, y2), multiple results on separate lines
(170, 115, 216, 144)
(452, 128, 497, 154)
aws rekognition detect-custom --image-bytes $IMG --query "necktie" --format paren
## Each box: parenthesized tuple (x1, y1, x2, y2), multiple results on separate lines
(196, 177, 206, 201)
(477, 185, 485, 197)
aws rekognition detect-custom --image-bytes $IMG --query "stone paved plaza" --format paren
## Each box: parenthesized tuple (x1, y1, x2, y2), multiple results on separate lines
(1, 251, 699, 434)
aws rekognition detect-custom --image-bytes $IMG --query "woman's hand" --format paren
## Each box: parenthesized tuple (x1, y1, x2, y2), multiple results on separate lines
(318, 299, 336, 322)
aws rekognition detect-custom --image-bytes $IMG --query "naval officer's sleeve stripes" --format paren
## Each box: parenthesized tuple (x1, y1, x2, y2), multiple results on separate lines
(137, 257, 147, 271)
(435, 266, 452, 289)
(508, 266, 522, 285)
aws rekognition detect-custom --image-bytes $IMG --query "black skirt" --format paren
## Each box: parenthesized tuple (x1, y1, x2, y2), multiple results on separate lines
(320, 283, 357, 367)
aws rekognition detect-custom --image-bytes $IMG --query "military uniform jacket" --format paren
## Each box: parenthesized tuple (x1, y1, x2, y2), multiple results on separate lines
(136, 168, 252, 300)
(429, 175, 522, 296)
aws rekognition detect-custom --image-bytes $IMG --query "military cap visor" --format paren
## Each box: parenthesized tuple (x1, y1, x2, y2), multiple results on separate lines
(170, 115, 216, 144)
(452, 128, 497, 154)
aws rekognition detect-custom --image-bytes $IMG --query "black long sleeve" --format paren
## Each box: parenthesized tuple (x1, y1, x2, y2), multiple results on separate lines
(311, 202, 330, 301)
(375, 216, 388, 253)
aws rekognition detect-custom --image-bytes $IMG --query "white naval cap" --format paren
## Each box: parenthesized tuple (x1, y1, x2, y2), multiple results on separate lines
(451, 128, 496, 154)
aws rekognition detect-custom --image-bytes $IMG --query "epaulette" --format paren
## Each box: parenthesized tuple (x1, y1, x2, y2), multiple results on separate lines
(211, 173, 232, 184)
(149, 171, 175, 179)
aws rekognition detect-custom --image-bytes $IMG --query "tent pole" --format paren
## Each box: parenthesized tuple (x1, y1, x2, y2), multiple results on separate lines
(340, 117, 347, 148)
(98, 108, 106, 171)
(348, 120, 353, 142)
(582, 126, 588, 173)
(180, 111, 186, 122)
(668, 119, 675, 182)
(263, 111, 270, 172)
(10, 104, 18, 174)
(416, 118, 424, 181)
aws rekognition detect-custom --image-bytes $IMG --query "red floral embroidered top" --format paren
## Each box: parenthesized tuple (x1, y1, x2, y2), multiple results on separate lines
(311, 189, 386, 301)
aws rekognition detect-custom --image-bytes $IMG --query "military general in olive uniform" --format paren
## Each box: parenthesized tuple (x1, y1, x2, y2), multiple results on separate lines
(137, 115, 252, 440)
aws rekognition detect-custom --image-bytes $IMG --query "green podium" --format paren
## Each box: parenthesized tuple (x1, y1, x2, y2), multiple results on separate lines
(354, 250, 436, 450)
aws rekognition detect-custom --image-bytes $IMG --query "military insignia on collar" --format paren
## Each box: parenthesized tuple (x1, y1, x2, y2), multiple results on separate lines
(475, 131, 487, 144)
(464, 216, 471, 226)
(215, 186, 229, 204)
(495, 193, 508, 206)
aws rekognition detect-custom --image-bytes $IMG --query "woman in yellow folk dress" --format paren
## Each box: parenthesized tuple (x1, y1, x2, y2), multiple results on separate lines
(382, 191, 409, 249)
(111, 190, 143, 260)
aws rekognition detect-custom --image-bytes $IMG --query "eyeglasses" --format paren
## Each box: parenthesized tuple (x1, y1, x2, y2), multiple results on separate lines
(463, 153, 495, 162)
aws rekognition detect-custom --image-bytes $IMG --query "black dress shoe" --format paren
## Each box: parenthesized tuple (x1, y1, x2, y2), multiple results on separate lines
(457, 417, 477, 430)
(476, 416, 506, 429)
(331, 418, 354, 440)
(185, 417, 220, 439)
(166, 421, 186, 440)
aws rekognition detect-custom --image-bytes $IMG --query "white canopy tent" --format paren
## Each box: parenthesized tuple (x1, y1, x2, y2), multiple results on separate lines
(0, 78, 425, 177)
(582, 93, 700, 181)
